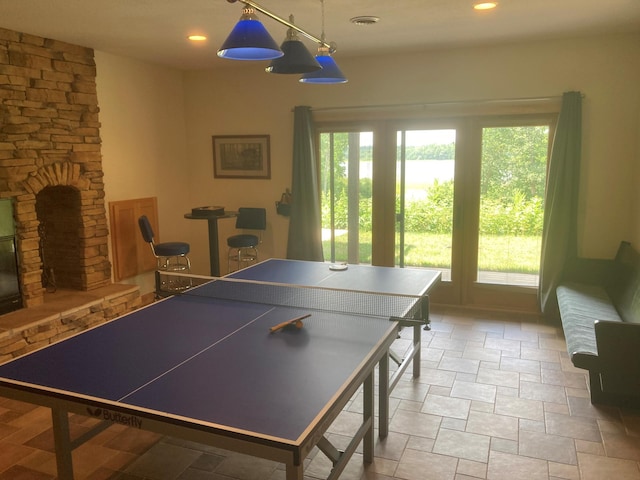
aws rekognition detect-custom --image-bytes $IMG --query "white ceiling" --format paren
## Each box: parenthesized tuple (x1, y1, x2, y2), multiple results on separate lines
(1, 0, 639, 70)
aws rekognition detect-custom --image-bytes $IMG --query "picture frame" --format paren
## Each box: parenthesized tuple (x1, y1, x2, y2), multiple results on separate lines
(212, 135, 271, 179)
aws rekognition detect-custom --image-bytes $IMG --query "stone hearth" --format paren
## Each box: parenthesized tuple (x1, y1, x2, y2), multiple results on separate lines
(0, 283, 143, 362)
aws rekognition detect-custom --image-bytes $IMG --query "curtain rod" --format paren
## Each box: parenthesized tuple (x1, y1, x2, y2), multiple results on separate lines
(308, 94, 585, 113)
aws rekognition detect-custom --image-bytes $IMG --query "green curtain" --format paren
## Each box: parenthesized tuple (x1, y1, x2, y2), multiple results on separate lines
(538, 91, 582, 318)
(286, 106, 324, 261)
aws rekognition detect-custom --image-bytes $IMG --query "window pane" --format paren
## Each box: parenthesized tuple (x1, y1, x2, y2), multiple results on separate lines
(396, 129, 456, 281)
(478, 126, 549, 286)
(320, 131, 373, 264)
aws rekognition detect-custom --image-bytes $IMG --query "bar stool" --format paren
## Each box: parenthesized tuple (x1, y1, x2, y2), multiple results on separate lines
(227, 207, 266, 273)
(138, 215, 191, 295)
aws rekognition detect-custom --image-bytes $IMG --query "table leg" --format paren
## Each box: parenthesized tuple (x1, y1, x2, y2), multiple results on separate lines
(413, 324, 421, 377)
(413, 295, 432, 375)
(206, 218, 221, 277)
(378, 351, 390, 438)
(363, 370, 374, 463)
(51, 408, 75, 480)
(285, 462, 304, 480)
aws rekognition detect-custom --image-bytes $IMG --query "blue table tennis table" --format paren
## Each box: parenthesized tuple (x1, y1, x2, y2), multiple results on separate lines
(0, 260, 440, 480)
(229, 258, 441, 438)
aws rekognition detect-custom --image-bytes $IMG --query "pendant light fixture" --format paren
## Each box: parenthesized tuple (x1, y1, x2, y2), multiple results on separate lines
(300, 0, 347, 84)
(299, 44, 347, 84)
(266, 16, 322, 74)
(219, 0, 346, 84)
(217, 5, 283, 60)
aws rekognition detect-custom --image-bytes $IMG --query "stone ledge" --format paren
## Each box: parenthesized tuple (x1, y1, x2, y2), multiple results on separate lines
(0, 283, 142, 362)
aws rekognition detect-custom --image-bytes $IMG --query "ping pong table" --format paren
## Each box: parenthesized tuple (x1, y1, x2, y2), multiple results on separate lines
(0, 260, 440, 480)
(228, 258, 441, 438)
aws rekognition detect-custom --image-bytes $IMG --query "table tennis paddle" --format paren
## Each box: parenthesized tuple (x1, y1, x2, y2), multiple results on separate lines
(269, 314, 311, 333)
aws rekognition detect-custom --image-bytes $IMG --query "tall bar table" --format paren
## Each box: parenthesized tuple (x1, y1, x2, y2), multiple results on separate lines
(184, 211, 236, 277)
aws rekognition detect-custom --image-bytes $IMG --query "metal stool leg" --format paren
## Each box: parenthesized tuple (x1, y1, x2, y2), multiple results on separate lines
(156, 255, 191, 296)
(228, 248, 241, 273)
(228, 246, 259, 273)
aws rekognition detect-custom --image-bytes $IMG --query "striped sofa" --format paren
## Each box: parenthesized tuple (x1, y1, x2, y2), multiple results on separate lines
(557, 241, 640, 407)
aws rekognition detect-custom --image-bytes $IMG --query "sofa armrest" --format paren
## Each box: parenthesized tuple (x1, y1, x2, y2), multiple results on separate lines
(594, 320, 640, 396)
(570, 351, 600, 371)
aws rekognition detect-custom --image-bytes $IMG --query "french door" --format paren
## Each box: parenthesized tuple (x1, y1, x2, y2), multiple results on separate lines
(319, 114, 555, 312)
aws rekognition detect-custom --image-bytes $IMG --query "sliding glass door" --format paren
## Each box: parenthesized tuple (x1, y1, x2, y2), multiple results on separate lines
(319, 114, 555, 312)
(463, 120, 552, 310)
(477, 125, 549, 287)
(395, 129, 456, 279)
(392, 126, 462, 304)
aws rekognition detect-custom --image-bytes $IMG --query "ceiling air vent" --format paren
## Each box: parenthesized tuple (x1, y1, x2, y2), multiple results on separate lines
(350, 16, 380, 26)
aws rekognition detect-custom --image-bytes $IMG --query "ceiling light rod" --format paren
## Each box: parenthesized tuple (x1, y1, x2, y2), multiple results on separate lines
(225, 0, 336, 53)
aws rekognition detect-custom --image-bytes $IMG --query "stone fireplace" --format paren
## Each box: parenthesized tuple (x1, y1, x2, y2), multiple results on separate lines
(0, 28, 111, 308)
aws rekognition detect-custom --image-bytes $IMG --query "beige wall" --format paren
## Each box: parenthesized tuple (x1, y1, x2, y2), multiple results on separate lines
(95, 32, 640, 294)
(96, 51, 190, 291)
(183, 33, 640, 265)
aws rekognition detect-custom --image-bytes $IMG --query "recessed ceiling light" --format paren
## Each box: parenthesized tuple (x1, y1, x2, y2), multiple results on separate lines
(188, 35, 208, 42)
(350, 16, 380, 26)
(473, 2, 498, 10)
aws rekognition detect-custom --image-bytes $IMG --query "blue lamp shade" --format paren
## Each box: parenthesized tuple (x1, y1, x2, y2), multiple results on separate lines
(266, 34, 322, 74)
(217, 8, 283, 61)
(299, 49, 347, 84)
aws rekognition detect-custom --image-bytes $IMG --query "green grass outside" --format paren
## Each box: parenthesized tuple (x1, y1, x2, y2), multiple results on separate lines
(323, 232, 541, 274)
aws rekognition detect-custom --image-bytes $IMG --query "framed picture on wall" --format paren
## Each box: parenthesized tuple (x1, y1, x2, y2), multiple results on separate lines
(212, 135, 271, 179)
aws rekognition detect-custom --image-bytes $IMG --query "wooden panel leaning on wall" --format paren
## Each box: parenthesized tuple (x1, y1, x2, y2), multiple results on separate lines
(109, 197, 159, 281)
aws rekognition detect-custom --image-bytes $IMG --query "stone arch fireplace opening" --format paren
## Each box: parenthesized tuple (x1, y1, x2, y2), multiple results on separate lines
(10, 162, 113, 309)
(36, 186, 84, 292)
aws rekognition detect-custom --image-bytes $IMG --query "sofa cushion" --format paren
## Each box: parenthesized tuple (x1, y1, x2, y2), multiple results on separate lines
(557, 282, 622, 357)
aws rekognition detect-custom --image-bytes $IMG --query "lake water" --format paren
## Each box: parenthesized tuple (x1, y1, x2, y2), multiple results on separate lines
(359, 160, 455, 199)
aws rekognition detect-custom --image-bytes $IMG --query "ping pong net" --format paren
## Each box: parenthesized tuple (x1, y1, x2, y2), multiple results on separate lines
(161, 272, 428, 326)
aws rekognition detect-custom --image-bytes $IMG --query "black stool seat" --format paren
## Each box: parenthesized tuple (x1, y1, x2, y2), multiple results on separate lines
(227, 234, 259, 249)
(153, 242, 190, 257)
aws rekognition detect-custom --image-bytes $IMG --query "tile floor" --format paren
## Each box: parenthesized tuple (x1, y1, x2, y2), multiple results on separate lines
(1, 307, 640, 480)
